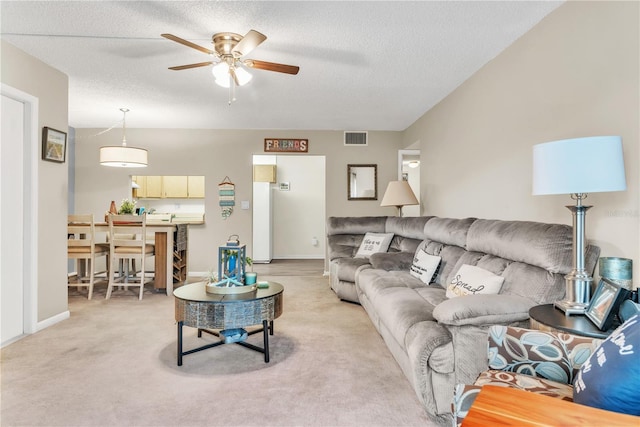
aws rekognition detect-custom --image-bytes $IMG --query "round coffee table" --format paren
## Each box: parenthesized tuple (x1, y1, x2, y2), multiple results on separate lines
(174, 281, 284, 366)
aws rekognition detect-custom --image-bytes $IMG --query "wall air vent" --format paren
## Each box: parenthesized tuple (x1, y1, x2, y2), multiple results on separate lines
(344, 131, 368, 146)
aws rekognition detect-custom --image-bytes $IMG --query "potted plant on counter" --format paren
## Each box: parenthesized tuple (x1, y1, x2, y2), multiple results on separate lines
(118, 198, 136, 214)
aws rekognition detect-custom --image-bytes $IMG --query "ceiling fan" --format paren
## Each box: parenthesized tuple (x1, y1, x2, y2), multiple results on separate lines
(161, 30, 299, 102)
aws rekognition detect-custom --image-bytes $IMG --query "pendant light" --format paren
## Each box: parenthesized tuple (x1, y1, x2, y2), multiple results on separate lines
(99, 108, 148, 167)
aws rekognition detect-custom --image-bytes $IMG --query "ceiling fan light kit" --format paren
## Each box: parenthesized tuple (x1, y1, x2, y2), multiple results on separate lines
(212, 62, 252, 88)
(99, 108, 148, 168)
(162, 29, 299, 104)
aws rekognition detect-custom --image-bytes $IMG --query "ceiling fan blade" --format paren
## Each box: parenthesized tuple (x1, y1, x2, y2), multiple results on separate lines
(231, 30, 267, 57)
(161, 33, 215, 56)
(244, 59, 300, 75)
(168, 61, 213, 71)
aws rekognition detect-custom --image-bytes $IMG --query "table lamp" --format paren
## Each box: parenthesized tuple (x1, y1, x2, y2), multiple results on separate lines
(380, 180, 419, 217)
(532, 136, 626, 314)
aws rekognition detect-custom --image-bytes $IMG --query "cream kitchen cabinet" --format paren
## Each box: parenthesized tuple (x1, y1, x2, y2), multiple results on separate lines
(163, 176, 189, 198)
(145, 176, 163, 198)
(187, 176, 205, 198)
(133, 175, 204, 199)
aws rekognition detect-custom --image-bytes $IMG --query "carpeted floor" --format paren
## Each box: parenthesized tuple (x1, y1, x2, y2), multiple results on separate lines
(1, 273, 437, 427)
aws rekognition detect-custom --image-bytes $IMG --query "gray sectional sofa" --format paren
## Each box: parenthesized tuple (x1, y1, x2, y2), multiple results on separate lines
(326, 215, 600, 425)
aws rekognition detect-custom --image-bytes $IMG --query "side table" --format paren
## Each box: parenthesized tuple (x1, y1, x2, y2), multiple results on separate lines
(461, 385, 638, 426)
(529, 304, 619, 339)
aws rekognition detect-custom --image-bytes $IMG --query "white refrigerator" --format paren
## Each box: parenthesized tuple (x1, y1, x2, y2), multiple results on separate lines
(252, 181, 273, 263)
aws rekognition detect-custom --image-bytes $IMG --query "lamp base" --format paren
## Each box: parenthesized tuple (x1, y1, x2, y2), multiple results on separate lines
(554, 299, 588, 316)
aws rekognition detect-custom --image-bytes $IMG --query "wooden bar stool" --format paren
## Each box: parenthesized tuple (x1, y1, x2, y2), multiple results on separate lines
(68, 214, 109, 300)
(106, 214, 155, 300)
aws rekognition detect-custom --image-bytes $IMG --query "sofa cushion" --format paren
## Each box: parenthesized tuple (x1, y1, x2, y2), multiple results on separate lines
(419, 241, 468, 287)
(385, 216, 432, 240)
(357, 269, 426, 304)
(423, 217, 476, 248)
(331, 257, 371, 282)
(326, 215, 387, 235)
(573, 314, 640, 416)
(446, 264, 504, 298)
(410, 249, 441, 284)
(355, 232, 394, 258)
(370, 251, 414, 271)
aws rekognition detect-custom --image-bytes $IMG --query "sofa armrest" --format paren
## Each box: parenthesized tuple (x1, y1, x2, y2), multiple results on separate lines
(433, 294, 534, 326)
(369, 251, 414, 271)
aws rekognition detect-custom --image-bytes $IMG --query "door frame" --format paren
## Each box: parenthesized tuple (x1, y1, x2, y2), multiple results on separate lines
(1, 83, 39, 344)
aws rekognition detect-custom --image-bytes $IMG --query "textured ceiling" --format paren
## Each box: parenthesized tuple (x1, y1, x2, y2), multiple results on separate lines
(1, 1, 562, 130)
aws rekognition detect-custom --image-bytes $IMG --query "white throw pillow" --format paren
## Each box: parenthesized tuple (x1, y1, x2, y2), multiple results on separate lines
(355, 232, 394, 258)
(446, 264, 505, 298)
(410, 249, 441, 284)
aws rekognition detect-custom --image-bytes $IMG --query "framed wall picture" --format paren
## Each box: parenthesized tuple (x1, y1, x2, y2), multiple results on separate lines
(585, 278, 629, 331)
(42, 127, 67, 163)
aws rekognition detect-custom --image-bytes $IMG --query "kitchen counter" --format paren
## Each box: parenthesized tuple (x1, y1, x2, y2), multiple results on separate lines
(146, 212, 204, 225)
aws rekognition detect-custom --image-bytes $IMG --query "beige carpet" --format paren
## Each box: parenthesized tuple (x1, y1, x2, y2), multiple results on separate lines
(1, 274, 437, 427)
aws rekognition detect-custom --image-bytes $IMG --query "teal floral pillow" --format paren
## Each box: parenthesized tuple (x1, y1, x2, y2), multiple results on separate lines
(488, 326, 600, 385)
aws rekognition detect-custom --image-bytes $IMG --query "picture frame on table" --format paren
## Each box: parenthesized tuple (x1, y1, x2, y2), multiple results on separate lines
(42, 127, 67, 163)
(585, 277, 629, 331)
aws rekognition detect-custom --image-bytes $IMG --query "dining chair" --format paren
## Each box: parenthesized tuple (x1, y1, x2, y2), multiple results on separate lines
(106, 213, 155, 300)
(68, 214, 109, 299)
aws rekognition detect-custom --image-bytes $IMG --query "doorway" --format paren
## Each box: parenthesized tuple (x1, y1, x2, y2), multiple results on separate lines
(398, 149, 420, 217)
(252, 155, 326, 261)
(1, 85, 38, 347)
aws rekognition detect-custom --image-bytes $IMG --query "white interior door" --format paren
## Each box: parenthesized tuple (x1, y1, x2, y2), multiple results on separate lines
(1, 94, 25, 345)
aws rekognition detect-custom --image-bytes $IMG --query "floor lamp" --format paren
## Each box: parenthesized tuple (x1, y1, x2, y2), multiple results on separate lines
(380, 181, 419, 217)
(532, 136, 627, 314)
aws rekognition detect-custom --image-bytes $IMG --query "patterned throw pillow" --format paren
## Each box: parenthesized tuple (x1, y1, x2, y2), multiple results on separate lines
(409, 249, 441, 284)
(446, 264, 504, 298)
(573, 314, 640, 415)
(355, 232, 394, 259)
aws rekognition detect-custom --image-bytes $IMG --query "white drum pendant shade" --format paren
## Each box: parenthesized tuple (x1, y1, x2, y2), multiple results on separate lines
(99, 107, 148, 168)
(99, 145, 148, 167)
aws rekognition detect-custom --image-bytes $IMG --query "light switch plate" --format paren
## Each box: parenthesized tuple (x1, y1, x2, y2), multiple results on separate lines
(241, 200, 250, 210)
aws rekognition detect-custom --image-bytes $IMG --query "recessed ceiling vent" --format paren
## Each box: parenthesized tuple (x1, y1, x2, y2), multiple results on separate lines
(344, 131, 368, 146)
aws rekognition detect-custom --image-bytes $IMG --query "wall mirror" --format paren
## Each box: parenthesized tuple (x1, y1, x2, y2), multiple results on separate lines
(347, 164, 377, 200)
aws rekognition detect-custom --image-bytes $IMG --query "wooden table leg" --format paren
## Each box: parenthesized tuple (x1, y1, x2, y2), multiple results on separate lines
(154, 232, 167, 292)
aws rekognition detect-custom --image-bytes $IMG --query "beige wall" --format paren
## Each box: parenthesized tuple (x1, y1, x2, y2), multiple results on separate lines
(1, 40, 69, 321)
(74, 128, 403, 272)
(403, 1, 640, 282)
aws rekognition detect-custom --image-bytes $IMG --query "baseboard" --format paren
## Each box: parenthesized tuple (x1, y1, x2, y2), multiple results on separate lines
(188, 271, 207, 278)
(37, 310, 70, 332)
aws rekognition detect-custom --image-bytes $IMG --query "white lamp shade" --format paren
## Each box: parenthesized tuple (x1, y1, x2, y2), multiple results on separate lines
(234, 66, 252, 86)
(532, 136, 626, 195)
(213, 62, 252, 88)
(100, 146, 148, 167)
(380, 181, 419, 207)
(212, 62, 229, 82)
